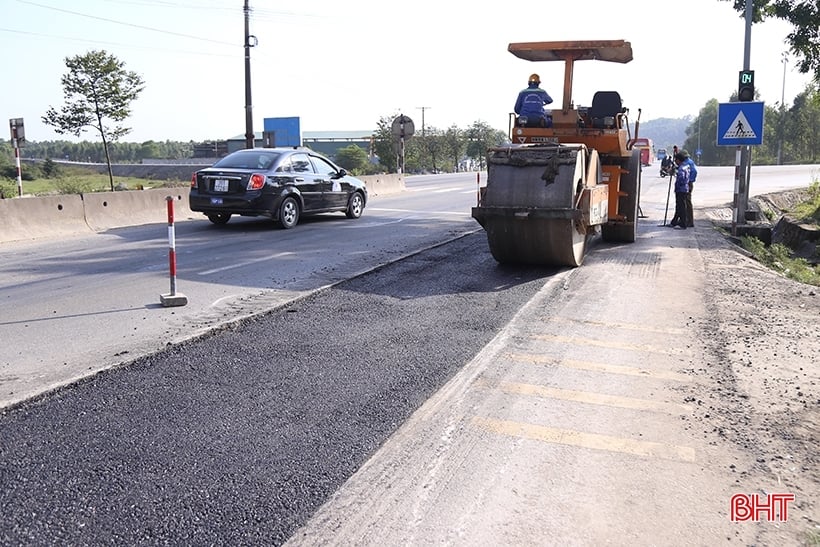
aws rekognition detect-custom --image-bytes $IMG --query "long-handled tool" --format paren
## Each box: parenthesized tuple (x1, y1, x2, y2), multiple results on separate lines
(660, 169, 674, 227)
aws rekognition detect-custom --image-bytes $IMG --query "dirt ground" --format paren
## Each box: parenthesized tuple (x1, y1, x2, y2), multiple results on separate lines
(697, 210, 819, 545)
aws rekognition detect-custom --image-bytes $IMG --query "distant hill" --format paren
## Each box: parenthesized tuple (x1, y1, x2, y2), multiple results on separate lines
(637, 117, 692, 151)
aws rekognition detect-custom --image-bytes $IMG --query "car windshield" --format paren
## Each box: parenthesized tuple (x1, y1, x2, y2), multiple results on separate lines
(212, 151, 282, 170)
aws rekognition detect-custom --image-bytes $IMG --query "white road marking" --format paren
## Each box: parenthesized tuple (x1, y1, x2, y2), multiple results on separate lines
(198, 252, 295, 275)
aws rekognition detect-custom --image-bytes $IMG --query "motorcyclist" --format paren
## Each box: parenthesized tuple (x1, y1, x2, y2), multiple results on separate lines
(660, 154, 674, 177)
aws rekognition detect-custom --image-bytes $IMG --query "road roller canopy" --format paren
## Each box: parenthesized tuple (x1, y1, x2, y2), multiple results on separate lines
(507, 40, 633, 63)
(508, 40, 633, 111)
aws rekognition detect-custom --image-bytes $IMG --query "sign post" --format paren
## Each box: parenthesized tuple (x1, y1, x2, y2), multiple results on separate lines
(391, 115, 414, 174)
(9, 118, 25, 197)
(716, 102, 764, 234)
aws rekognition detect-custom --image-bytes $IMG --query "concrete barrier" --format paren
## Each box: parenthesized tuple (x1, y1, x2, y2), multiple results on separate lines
(0, 194, 90, 244)
(0, 175, 400, 245)
(82, 188, 192, 231)
(360, 174, 405, 196)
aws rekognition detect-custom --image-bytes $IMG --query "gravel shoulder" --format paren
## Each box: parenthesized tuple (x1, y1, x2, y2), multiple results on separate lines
(697, 210, 819, 545)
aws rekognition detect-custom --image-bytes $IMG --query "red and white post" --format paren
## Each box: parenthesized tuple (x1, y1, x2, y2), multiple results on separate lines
(14, 141, 22, 197)
(160, 196, 188, 307)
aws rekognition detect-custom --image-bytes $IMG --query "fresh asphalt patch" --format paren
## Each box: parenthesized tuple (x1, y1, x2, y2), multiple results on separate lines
(0, 233, 559, 546)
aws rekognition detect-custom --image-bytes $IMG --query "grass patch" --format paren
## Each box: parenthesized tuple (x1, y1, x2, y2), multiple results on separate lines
(790, 180, 820, 224)
(741, 236, 820, 286)
(0, 178, 18, 198)
(11, 173, 186, 196)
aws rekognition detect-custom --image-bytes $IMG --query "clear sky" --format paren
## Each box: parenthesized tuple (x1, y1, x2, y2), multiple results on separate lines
(1, 0, 815, 144)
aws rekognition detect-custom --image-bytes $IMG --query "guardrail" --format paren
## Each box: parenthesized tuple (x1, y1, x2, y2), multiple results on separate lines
(0, 175, 404, 244)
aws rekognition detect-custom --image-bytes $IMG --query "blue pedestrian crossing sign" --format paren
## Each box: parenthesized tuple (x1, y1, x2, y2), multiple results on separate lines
(717, 101, 764, 146)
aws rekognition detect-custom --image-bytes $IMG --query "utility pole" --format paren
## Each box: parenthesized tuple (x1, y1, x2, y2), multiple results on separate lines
(416, 106, 430, 138)
(416, 106, 430, 171)
(243, 0, 257, 149)
(735, 1, 753, 228)
(777, 52, 788, 165)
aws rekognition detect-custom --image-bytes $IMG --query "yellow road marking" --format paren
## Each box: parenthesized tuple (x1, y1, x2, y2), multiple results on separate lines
(532, 334, 693, 356)
(472, 416, 696, 462)
(508, 353, 692, 383)
(541, 316, 686, 335)
(496, 381, 690, 414)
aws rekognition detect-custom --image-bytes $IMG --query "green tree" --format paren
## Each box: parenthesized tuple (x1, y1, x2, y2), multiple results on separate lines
(137, 141, 161, 161)
(334, 144, 369, 174)
(417, 127, 446, 173)
(443, 125, 466, 172)
(42, 50, 145, 191)
(41, 158, 61, 178)
(787, 87, 820, 162)
(723, 0, 819, 79)
(466, 121, 508, 170)
(372, 115, 399, 173)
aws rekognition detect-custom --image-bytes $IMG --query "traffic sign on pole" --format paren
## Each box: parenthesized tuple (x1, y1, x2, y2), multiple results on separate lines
(9, 118, 25, 144)
(717, 102, 764, 146)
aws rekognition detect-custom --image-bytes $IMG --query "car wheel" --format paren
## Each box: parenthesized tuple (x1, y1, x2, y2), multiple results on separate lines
(345, 192, 364, 219)
(207, 213, 231, 225)
(279, 196, 300, 229)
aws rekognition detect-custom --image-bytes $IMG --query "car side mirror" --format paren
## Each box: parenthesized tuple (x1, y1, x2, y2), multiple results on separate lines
(336, 168, 347, 178)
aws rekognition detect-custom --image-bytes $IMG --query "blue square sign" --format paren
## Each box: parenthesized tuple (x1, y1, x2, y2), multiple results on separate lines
(717, 102, 764, 146)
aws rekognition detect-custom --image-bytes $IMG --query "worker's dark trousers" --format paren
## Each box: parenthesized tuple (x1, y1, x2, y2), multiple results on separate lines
(672, 192, 688, 228)
(685, 186, 694, 227)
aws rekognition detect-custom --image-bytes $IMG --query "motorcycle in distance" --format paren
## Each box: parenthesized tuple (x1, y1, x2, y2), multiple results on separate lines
(660, 155, 675, 177)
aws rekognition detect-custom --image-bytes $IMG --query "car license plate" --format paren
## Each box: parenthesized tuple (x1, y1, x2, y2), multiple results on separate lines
(210, 197, 223, 205)
(214, 179, 229, 192)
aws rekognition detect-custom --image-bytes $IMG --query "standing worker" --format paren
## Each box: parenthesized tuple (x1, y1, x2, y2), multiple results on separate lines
(681, 149, 698, 227)
(668, 152, 691, 229)
(514, 74, 554, 127)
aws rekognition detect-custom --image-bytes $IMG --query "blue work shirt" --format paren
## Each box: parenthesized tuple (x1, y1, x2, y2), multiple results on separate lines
(684, 157, 698, 183)
(675, 163, 691, 193)
(514, 84, 553, 119)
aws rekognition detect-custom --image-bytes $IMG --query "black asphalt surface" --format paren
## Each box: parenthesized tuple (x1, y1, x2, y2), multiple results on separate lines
(0, 233, 557, 546)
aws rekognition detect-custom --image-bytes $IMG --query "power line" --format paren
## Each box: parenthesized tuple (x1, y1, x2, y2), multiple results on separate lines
(0, 27, 239, 57)
(14, 0, 237, 46)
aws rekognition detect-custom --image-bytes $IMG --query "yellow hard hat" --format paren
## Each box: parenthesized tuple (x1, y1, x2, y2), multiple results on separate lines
(528, 73, 540, 84)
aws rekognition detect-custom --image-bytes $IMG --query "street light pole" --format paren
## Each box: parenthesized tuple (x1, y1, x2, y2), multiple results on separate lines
(777, 52, 788, 165)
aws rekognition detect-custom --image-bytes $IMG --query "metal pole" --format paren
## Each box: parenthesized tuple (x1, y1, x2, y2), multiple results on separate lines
(732, 147, 743, 235)
(13, 138, 22, 197)
(777, 52, 788, 165)
(417, 106, 429, 171)
(738, 1, 753, 218)
(742, 2, 752, 70)
(400, 136, 405, 174)
(243, 0, 255, 149)
(416, 106, 430, 138)
(661, 170, 673, 227)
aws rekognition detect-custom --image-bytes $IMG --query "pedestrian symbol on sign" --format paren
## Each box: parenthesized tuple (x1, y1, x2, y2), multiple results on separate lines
(723, 110, 757, 140)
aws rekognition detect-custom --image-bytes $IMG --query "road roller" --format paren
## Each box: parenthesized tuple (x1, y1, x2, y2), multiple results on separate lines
(472, 40, 642, 267)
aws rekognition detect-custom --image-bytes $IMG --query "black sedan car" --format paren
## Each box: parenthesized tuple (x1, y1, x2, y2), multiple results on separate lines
(189, 147, 368, 228)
